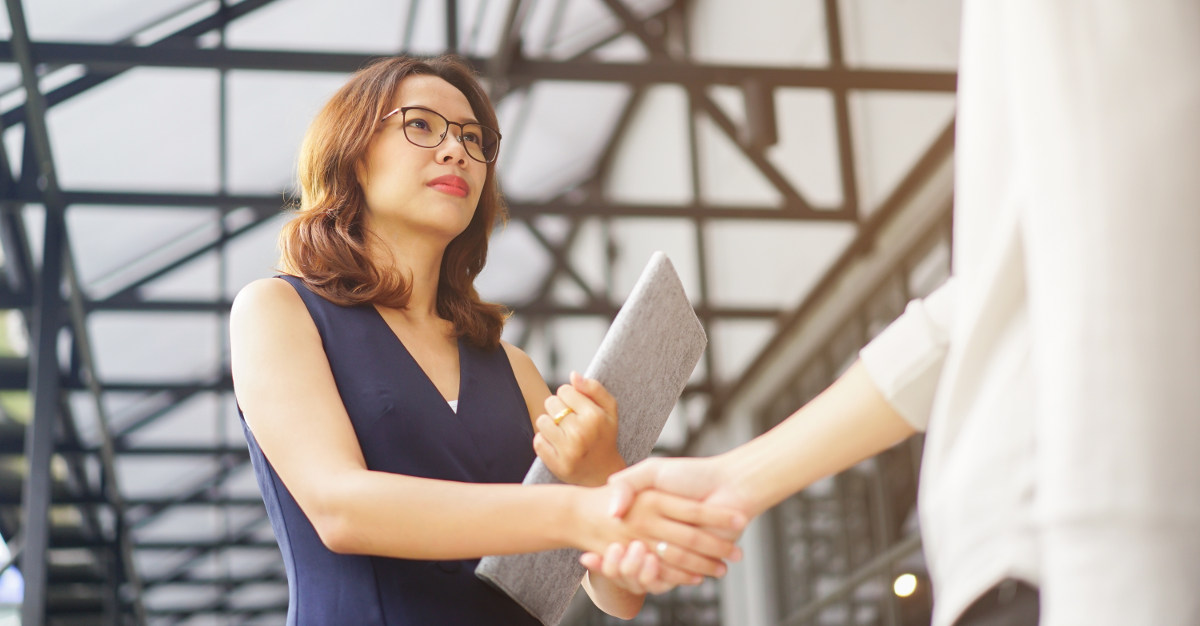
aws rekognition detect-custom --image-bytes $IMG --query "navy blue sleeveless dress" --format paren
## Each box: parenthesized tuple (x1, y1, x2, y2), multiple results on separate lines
(241, 275, 542, 625)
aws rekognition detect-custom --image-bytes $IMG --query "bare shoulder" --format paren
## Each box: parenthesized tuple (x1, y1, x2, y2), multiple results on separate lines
(501, 341, 551, 412)
(231, 277, 316, 330)
(501, 340, 547, 384)
(500, 340, 536, 373)
(231, 277, 303, 319)
(229, 277, 317, 352)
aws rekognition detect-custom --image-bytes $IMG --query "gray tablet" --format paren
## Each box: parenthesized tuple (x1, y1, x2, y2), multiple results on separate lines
(475, 251, 708, 625)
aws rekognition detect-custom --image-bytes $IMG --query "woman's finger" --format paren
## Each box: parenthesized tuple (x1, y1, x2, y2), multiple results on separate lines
(650, 558, 704, 591)
(533, 414, 567, 451)
(618, 540, 648, 584)
(542, 394, 576, 427)
(600, 542, 625, 582)
(629, 494, 742, 562)
(648, 538, 728, 579)
(579, 551, 603, 571)
(569, 371, 618, 416)
(554, 384, 612, 425)
(651, 492, 747, 535)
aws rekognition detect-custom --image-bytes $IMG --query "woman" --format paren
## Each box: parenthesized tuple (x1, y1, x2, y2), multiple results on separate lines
(229, 56, 742, 625)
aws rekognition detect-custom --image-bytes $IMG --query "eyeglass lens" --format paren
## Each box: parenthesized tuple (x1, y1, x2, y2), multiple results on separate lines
(402, 108, 500, 163)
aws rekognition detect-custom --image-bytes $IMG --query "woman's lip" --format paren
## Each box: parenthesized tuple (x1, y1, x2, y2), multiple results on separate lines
(428, 175, 469, 198)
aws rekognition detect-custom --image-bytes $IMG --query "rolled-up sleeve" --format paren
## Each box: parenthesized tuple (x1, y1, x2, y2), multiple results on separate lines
(858, 278, 957, 432)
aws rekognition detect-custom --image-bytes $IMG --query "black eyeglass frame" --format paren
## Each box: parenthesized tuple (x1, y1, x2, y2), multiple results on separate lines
(379, 106, 502, 164)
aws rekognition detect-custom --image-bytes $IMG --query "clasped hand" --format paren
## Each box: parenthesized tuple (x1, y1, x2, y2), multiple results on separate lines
(537, 375, 752, 595)
(572, 481, 745, 593)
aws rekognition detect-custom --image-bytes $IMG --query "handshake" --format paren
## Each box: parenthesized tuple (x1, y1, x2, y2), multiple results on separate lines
(533, 373, 768, 597)
(578, 454, 760, 596)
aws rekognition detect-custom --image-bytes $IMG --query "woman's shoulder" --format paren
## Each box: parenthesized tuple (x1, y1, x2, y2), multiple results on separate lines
(231, 276, 308, 326)
(499, 340, 535, 373)
(500, 340, 551, 403)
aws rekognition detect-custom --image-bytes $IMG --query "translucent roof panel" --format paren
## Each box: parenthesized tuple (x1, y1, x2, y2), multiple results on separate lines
(22, 0, 199, 43)
(48, 67, 221, 192)
(0, 0, 963, 621)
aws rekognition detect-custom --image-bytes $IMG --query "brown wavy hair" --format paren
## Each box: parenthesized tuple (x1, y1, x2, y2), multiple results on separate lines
(278, 56, 509, 350)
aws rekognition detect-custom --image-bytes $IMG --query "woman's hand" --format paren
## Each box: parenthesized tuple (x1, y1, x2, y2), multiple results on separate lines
(570, 482, 745, 587)
(534, 373, 626, 487)
(584, 540, 676, 595)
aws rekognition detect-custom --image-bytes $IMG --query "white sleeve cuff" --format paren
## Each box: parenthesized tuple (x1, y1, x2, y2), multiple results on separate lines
(858, 279, 957, 431)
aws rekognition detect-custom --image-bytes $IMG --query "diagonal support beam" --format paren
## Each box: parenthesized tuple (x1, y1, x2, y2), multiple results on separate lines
(0, 0, 284, 130)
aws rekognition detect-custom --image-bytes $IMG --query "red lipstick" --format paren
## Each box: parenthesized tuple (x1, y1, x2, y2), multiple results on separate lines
(427, 175, 469, 198)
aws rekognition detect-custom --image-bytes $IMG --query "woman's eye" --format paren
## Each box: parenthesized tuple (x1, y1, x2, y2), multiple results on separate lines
(462, 132, 480, 144)
(407, 119, 431, 131)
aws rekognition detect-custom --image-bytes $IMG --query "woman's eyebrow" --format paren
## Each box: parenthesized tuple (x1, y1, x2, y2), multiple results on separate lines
(405, 103, 480, 125)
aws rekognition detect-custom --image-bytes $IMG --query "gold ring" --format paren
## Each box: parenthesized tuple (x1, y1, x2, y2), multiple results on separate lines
(655, 541, 669, 558)
(552, 407, 574, 425)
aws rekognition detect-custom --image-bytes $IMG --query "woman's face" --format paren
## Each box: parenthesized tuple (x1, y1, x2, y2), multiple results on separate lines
(357, 75, 488, 243)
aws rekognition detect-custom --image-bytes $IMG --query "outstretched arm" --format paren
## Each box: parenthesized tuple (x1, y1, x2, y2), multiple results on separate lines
(588, 360, 916, 592)
(230, 278, 743, 565)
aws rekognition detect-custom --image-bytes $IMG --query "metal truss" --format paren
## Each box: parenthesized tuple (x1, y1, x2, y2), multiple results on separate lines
(0, 0, 957, 623)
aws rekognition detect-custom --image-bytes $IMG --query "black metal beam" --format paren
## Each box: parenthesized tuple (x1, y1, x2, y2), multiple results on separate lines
(140, 572, 284, 587)
(18, 203, 63, 626)
(0, 41, 957, 92)
(824, 0, 860, 220)
(6, 1, 66, 623)
(3, 187, 855, 221)
(81, 297, 783, 319)
(143, 604, 285, 618)
(0, 441, 249, 455)
(446, 0, 458, 53)
(54, 537, 276, 551)
(19, 495, 264, 507)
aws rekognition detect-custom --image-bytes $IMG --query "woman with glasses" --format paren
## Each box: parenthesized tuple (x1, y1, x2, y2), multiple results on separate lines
(228, 56, 742, 625)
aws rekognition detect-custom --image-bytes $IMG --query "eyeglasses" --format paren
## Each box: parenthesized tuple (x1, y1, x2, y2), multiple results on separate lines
(380, 106, 502, 164)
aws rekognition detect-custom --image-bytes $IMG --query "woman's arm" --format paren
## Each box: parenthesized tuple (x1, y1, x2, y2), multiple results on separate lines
(505, 344, 625, 487)
(230, 278, 742, 562)
(579, 359, 918, 594)
(503, 344, 648, 617)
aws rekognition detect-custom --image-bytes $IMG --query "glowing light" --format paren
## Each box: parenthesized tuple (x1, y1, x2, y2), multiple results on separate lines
(893, 573, 918, 598)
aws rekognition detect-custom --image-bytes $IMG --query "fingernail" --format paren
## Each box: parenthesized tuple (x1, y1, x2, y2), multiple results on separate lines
(732, 546, 744, 562)
(716, 564, 727, 577)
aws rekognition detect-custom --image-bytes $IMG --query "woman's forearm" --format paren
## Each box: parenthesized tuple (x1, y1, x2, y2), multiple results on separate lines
(312, 472, 584, 558)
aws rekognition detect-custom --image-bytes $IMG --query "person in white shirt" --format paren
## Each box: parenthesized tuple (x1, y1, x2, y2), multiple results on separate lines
(556, 2, 1200, 623)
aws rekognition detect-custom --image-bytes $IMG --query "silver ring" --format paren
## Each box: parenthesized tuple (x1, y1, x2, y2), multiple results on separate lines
(655, 541, 669, 557)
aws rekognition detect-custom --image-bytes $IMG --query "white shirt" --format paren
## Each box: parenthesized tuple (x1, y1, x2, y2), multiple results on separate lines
(859, 2, 1200, 624)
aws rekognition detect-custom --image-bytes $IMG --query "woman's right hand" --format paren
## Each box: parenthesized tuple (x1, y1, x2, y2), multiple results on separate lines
(571, 483, 745, 587)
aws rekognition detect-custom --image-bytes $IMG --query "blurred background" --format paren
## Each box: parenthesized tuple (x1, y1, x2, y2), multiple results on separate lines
(0, 0, 959, 624)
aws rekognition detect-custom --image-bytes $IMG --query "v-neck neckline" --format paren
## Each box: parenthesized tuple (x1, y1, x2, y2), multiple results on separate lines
(369, 304, 464, 410)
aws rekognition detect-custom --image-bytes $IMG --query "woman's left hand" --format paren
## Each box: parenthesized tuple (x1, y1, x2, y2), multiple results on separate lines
(534, 372, 625, 487)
